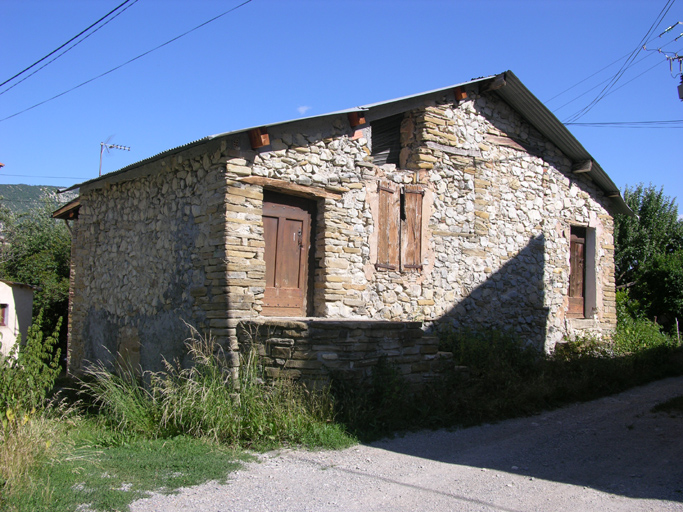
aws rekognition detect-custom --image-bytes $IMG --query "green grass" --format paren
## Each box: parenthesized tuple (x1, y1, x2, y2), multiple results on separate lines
(4, 314, 681, 509)
(5, 422, 247, 512)
(2, 329, 354, 511)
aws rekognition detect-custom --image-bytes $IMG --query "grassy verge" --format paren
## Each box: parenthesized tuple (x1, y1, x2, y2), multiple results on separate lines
(2, 329, 353, 512)
(8, 427, 246, 512)
(3, 313, 682, 509)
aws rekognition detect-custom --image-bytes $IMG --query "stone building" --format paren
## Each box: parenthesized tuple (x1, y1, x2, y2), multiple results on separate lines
(55, 71, 629, 383)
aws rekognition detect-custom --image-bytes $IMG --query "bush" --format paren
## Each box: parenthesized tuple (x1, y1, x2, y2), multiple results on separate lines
(0, 312, 62, 420)
(634, 251, 683, 330)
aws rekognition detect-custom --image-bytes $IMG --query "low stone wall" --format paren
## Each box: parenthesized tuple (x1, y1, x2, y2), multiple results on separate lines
(236, 318, 441, 386)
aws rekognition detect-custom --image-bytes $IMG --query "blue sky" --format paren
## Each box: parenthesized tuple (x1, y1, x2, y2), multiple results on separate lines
(1, 0, 682, 207)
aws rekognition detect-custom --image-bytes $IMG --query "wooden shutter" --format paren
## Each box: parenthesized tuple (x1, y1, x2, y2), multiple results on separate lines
(377, 181, 400, 270)
(568, 226, 586, 318)
(401, 184, 424, 269)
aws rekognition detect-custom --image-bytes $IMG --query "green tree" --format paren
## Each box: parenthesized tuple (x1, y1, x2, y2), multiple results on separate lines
(634, 251, 683, 328)
(614, 184, 683, 290)
(0, 199, 71, 347)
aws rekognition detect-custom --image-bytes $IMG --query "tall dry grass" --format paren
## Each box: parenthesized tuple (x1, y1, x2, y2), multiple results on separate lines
(0, 403, 76, 505)
(79, 328, 349, 449)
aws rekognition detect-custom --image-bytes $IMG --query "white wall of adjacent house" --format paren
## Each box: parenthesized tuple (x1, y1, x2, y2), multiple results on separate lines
(0, 281, 34, 357)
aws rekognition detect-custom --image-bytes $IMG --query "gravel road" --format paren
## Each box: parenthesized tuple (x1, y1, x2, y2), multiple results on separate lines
(131, 376, 683, 512)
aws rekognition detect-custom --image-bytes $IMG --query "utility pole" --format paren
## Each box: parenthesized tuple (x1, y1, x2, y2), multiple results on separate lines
(99, 142, 130, 176)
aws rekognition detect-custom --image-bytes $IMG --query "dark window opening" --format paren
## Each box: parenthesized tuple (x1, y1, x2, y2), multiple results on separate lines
(371, 114, 403, 166)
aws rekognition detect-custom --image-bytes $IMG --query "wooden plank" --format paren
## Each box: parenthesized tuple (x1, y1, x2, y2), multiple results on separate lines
(240, 176, 342, 200)
(485, 134, 527, 152)
(567, 297, 584, 318)
(402, 185, 423, 270)
(568, 227, 586, 318)
(263, 215, 279, 288)
(262, 199, 312, 317)
(425, 141, 481, 158)
(377, 181, 399, 270)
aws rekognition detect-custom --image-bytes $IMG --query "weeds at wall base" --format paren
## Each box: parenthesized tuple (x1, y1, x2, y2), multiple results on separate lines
(332, 322, 683, 441)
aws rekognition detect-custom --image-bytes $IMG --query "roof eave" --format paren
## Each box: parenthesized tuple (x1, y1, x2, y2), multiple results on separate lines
(493, 71, 632, 216)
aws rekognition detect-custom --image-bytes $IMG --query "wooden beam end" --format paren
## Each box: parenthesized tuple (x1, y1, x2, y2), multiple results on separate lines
(571, 160, 593, 173)
(248, 127, 270, 149)
(348, 112, 367, 128)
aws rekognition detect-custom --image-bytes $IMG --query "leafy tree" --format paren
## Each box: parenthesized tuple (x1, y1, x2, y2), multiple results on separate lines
(633, 251, 683, 328)
(0, 199, 70, 348)
(614, 184, 683, 290)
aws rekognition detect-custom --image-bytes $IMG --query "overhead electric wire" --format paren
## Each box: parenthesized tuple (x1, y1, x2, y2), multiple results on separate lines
(564, 0, 677, 123)
(0, 174, 84, 179)
(566, 119, 683, 128)
(552, 40, 678, 113)
(0, 0, 139, 97)
(0, 0, 135, 89)
(545, 27, 676, 106)
(0, 0, 254, 124)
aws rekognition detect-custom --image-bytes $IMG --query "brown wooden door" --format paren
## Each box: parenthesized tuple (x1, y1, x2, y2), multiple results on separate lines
(568, 227, 586, 318)
(262, 196, 312, 317)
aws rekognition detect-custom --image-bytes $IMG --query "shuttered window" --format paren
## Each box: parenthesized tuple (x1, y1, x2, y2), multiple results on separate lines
(376, 180, 424, 271)
(371, 114, 402, 166)
(402, 185, 424, 269)
(377, 181, 400, 270)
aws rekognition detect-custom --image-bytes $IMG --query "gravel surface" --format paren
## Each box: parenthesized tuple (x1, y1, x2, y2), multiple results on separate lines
(131, 376, 683, 512)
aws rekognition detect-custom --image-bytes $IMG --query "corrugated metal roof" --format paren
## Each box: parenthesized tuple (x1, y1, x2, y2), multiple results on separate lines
(62, 71, 630, 215)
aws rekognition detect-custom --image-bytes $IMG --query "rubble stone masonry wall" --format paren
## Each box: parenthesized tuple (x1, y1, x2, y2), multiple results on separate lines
(67, 86, 616, 378)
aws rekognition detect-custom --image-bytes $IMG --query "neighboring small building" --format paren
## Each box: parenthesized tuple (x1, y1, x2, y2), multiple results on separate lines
(56, 71, 630, 384)
(0, 280, 35, 357)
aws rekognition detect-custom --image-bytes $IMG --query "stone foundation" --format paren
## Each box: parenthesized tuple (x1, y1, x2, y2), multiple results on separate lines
(237, 318, 441, 386)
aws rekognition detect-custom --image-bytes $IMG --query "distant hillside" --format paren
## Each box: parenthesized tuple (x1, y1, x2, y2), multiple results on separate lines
(0, 184, 78, 215)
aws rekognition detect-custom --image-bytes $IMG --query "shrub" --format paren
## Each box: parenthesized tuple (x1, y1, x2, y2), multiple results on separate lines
(0, 312, 62, 420)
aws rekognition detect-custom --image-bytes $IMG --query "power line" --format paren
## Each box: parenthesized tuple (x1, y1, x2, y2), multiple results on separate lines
(0, 0, 254, 124)
(0, 1, 139, 97)
(0, 0, 136, 90)
(0, 174, 84, 179)
(566, 119, 683, 128)
(564, 0, 677, 123)
(551, 45, 674, 113)
(545, 27, 679, 106)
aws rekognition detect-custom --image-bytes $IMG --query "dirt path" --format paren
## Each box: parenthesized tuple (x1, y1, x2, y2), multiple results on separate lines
(131, 376, 683, 512)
